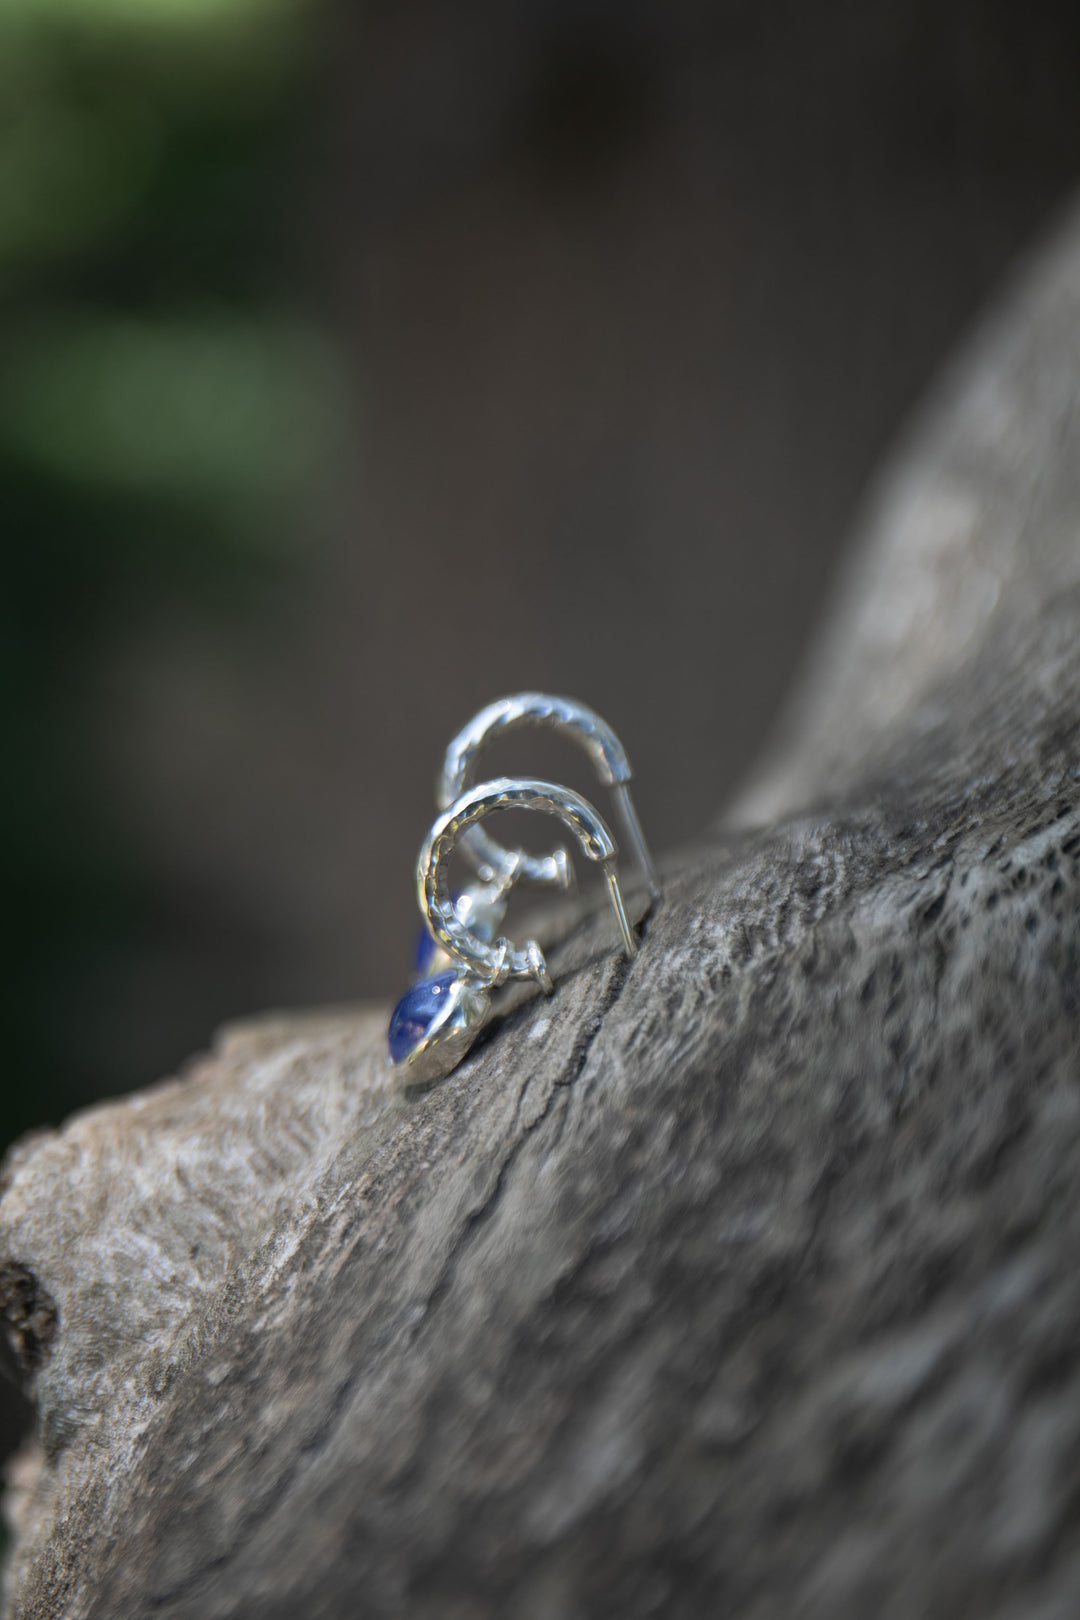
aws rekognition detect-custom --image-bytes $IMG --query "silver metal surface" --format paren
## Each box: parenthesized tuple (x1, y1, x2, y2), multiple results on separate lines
(439, 693, 660, 899)
(412, 873, 517, 981)
(419, 776, 638, 985)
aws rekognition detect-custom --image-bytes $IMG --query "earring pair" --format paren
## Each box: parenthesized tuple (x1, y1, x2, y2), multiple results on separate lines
(388, 693, 658, 1088)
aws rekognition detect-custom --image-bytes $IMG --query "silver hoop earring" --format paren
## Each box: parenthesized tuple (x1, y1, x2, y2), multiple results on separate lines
(389, 777, 637, 1087)
(439, 693, 660, 902)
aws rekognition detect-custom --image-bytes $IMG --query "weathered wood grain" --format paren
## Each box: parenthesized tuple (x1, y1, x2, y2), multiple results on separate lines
(3, 201, 1080, 1619)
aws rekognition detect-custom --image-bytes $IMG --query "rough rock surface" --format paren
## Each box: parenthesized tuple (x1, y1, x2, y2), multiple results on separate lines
(3, 202, 1080, 1618)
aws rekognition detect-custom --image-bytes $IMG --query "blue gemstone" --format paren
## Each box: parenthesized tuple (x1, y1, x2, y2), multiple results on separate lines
(413, 927, 441, 977)
(388, 970, 458, 1063)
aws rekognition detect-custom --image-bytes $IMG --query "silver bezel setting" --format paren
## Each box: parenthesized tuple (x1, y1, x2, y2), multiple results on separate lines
(391, 974, 492, 1088)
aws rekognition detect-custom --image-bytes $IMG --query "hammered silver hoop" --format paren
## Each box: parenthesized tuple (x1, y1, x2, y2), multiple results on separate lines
(438, 693, 659, 900)
(418, 775, 638, 987)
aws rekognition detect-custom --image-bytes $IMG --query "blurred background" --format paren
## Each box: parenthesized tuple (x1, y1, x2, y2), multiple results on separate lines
(2, 0, 1079, 1291)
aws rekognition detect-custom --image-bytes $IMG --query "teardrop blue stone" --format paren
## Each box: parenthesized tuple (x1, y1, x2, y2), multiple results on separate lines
(388, 970, 458, 1063)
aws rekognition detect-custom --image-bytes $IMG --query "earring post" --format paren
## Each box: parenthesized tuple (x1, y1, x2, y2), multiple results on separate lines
(610, 782, 660, 901)
(605, 866, 638, 959)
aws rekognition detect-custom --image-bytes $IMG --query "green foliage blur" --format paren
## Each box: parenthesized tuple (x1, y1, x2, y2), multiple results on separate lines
(0, 0, 337, 1142)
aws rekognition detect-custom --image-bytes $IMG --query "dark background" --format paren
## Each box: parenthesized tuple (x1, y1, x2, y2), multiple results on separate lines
(2, 0, 1079, 1450)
